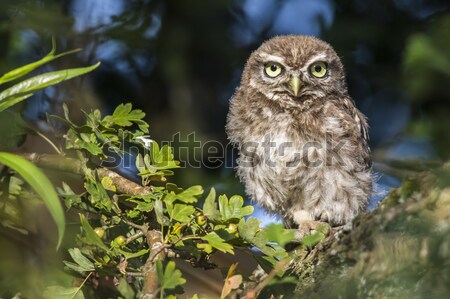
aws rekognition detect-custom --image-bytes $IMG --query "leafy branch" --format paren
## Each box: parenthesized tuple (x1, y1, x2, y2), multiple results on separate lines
(0, 47, 299, 298)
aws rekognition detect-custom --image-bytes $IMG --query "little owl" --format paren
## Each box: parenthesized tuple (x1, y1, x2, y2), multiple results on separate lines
(226, 35, 372, 232)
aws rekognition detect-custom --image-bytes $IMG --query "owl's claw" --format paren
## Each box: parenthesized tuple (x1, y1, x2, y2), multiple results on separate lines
(294, 220, 330, 241)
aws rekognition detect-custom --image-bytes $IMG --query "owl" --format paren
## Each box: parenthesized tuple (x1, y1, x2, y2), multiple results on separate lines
(226, 35, 372, 232)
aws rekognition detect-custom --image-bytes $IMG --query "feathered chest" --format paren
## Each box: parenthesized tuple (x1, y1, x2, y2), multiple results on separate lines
(239, 109, 316, 169)
(236, 101, 354, 172)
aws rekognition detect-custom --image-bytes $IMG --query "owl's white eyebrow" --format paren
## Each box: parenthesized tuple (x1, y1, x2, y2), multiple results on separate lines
(259, 53, 285, 64)
(303, 53, 328, 68)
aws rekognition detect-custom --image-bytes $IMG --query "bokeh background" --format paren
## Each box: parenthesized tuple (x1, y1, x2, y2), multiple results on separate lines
(1, 0, 450, 296)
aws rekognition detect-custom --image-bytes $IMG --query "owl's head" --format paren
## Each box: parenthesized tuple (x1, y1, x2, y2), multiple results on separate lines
(242, 35, 347, 105)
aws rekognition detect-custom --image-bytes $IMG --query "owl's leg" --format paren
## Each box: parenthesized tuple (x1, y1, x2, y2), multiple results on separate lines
(292, 210, 329, 240)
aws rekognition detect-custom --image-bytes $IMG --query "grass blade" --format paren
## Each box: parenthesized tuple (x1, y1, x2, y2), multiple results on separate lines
(0, 152, 65, 248)
(0, 62, 100, 112)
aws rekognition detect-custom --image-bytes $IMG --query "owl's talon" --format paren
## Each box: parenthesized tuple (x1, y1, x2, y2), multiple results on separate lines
(295, 220, 330, 241)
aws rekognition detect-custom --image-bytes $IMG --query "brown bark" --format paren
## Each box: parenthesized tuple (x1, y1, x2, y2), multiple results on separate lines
(142, 230, 166, 299)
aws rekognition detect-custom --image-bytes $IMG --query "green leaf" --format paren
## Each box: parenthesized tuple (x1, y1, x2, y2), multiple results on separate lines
(79, 214, 108, 251)
(203, 187, 220, 221)
(219, 195, 253, 221)
(43, 286, 85, 299)
(84, 176, 112, 211)
(201, 232, 234, 254)
(237, 217, 260, 242)
(0, 152, 65, 248)
(101, 176, 116, 192)
(0, 62, 100, 112)
(65, 129, 103, 156)
(116, 248, 149, 260)
(170, 204, 195, 223)
(0, 111, 28, 147)
(176, 185, 204, 203)
(64, 248, 95, 273)
(0, 38, 81, 85)
(196, 242, 214, 254)
(264, 224, 295, 247)
(165, 185, 203, 204)
(154, 199, 166, 226)
(127, 199, 154, 213)
(252, 254, 278, 273)
(102, 103, 148, 132)
(117, 277, 135, 299)
(156, 260, 186, 290)
(301, 224, 329, 247)
(58, 182, 82, 209)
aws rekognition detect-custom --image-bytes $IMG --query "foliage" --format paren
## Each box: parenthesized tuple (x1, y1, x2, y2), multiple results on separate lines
(0, 41, 100, 251)
(44, 103, 295, 298)
(0, 152, 65, 248)
(0, 54, 297, 297)
(0, 38, 100, 112)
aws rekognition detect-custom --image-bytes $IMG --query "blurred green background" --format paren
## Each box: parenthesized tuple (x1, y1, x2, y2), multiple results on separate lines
(0, 0, 449, 297)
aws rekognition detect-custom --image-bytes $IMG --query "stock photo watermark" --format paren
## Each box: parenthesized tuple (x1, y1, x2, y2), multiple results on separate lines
(100, 132, 348, 170)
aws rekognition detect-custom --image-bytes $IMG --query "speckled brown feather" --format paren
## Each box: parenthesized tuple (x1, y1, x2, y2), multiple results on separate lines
(226, 35, 373, 227)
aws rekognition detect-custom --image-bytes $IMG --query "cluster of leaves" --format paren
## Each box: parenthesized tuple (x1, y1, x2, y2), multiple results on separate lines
(52, 104, 297, 298)
(0, 45, 320, 298)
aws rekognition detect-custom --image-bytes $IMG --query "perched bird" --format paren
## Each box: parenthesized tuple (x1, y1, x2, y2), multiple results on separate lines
(226, 35, 372, 232)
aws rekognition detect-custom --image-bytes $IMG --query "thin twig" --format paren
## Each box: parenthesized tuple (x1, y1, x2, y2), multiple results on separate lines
(34, 130, 62, 154)
(126, 230, 145, 244)
(125, 271, 145, 277)
(242, 259, 290, 299)
(73, 272, 93, 299)
(124, 219, 149, 232)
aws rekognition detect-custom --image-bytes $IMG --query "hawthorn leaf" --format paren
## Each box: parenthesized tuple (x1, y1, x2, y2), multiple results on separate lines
(117, 277, 135, 299)
(237, 217, 260, 242)
(219, 195, 253, 221)
(156, 260, 186, 290)
(101, 176, 116, 192)
(264, 224, 295, 247)
(43, 286, 85, 299)
(65, 248, 95, 273)
(203, 188, 220, 221)
(79, 214, 108, 251)
(116, 248, 149, 260)
(202, 232, 234, 254)
(170, 204, 195, 223)
(102, 103, 148, 132)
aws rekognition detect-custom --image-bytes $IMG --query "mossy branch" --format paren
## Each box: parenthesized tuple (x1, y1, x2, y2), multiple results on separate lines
(292, 167, 450, 298)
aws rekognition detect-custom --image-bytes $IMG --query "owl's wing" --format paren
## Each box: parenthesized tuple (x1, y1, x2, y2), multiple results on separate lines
(342, 97, 372, 168)
(354, 109, 369, 144)
(341, 98, 369, 143)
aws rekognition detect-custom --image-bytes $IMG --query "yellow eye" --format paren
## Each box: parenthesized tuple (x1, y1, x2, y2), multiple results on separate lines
(264, 62, 283, 77)
(309, 62, 327, 78)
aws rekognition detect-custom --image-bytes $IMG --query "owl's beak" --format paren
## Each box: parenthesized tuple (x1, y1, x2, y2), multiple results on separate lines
(289, 76, 301, 96)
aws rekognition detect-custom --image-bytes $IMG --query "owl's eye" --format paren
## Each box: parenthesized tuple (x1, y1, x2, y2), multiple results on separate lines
(264, 62, 283, 78)
(309, 62, 327, 78)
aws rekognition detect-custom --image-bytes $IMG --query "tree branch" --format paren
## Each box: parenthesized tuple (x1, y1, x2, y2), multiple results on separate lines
(142, 230, 166, 299)
(292, 169, 450, 298)
(19, 153, 153, 195)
